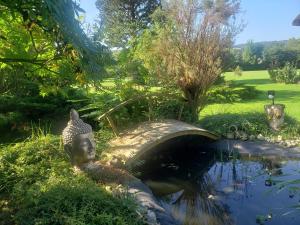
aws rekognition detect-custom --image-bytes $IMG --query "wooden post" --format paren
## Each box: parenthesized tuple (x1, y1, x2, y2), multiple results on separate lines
(177, 104, 184, 121)
(106, 115, 119, 137)
(148, 97, 153, 121)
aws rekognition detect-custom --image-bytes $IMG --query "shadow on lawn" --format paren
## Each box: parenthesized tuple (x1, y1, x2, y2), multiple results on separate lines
(267, 90, 300, 101)
(199, 112, 300, 138)
(236, 89, 300, 104)
(232, 79, 300, 100)
(234, 78, 272, 85)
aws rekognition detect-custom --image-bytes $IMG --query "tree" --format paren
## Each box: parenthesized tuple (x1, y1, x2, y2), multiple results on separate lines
(263, 44, 298, 68)
(95, 0, 161, 47)
(0, 9, 82, 97)
(135, 0, 242, 121)
(286, 38, 300, 67)
(242, 40, 258, 65)
(230, 48, 243, 68)
(0, 0, 109, 81)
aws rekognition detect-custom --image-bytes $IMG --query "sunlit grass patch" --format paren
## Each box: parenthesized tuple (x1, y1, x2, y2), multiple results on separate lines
(200, 70, 300, 138)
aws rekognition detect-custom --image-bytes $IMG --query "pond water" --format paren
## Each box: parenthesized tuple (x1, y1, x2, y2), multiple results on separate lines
(138, 153, 300, 225)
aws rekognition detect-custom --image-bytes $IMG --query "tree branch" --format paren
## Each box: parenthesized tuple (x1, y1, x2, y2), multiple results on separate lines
(0, 58, 47, 64)
(0, 56, 61, 65)
(29, 30, 39, 57)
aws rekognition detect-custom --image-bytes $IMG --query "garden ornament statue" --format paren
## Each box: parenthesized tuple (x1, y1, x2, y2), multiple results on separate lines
(62, 109, 179, 225)
(62, 109, 135, 183)
(264, 91, 285, 131)
(62, 109, 96, 166)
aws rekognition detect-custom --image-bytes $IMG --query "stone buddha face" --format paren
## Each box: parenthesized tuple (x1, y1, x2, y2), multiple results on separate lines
(71, 132, 96, 165)
(62, 109, 96, 166)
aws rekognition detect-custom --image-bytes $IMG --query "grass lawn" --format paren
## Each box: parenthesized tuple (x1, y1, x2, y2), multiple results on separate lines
(201, 70, 300, 121)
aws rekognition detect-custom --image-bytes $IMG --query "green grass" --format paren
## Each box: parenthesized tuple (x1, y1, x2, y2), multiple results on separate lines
(201, 70, 300, 121)
(0, 132, 144, 225)
(97, 70, 300, 138)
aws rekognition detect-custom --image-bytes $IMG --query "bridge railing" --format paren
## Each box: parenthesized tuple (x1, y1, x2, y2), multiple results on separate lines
(96, 93, 186, 137)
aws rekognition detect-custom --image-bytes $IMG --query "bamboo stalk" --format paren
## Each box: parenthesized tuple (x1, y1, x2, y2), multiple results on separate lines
(178, 104, 184, 121)
(148, 97, 153, 121)
(106, 115, 119, 137)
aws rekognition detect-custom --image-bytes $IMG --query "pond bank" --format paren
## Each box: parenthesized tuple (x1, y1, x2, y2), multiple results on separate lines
(210, 139, 300, 159)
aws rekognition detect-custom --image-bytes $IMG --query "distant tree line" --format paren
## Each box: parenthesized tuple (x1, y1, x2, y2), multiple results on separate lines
(230, 39, 300, 71)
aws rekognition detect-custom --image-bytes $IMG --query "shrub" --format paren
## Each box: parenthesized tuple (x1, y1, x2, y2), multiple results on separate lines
(0, 135, 68, 195)
(151, 97, 193, 122)
(80, 91, 149, 131)
(233, 66, 243, 76)
(280, 63, 300, 84)
(0, 88, 88, 143)
(207, 84, 260, 104)
(214, 75, 226, 85)
(268, 63, 300, 84)
(199, 112, 269, 136)
(199, 112, 300, 139)
(0, 135, 144, 225)
(15, 176, 144, 225)
(81, 83, 260, 129)
(268, 68, 279, 82)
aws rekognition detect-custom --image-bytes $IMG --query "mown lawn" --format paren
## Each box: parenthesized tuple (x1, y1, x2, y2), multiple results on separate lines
(201, 70, 300, 121)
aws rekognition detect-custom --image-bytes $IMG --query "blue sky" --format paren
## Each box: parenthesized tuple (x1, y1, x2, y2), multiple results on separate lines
(80, 0, 300, 44)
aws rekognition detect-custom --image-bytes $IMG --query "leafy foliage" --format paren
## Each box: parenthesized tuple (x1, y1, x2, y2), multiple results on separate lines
(0, 0, 109, 78)
(233, 66, 243, 76)
(0, 135, 67, 195)
(0, 11, 72, 96)
(0, 134, 144, 225)
(0, 1, 110, 138)
(268, 62, 300, 84)
(15, 176, 143, 225)
(134, 0, 243, 121)
(110, 49, 152, 86)
(232, 39, 300, 71)
(199, 112, 300, 139)
(0, 88, 87, 144)
(79, 85, 191, 129)
(263, 42, 299, 69)
(241, 40, 264, 65)
(207, 84, 260, 104)
(95, 0, 161, 47)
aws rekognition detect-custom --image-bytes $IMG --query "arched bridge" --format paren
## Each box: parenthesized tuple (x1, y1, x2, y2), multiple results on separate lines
(95, 94, 219, 167)
(102, 119, 219, 167)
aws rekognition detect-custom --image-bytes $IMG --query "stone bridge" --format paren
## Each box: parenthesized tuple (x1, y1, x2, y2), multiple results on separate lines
(102, 119, 219, 167)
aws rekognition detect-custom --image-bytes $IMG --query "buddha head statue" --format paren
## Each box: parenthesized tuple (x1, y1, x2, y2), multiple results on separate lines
(62, 109, 96, 166)
(264, 104, 285, 131)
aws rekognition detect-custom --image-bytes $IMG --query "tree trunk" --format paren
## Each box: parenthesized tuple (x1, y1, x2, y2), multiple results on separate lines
(183, 90, 200, 122)
(187, 100, 199, 122)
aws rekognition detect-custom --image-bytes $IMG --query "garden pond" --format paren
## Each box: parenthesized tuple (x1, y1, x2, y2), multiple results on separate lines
(134, 137, 300, 225)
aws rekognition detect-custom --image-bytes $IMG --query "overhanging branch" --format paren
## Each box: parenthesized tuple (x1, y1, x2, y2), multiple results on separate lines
(0, 58, 47, 64)
(0, 56, 61, 65)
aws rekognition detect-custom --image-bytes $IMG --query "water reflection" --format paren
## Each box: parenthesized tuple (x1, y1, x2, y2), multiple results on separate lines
(160, 175, 234, 225)
(142, 157, 300, 225)
(144, 158, 234, 225)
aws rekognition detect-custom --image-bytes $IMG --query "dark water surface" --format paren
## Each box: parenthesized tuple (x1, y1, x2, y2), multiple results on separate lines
(141, 156, 300, 225)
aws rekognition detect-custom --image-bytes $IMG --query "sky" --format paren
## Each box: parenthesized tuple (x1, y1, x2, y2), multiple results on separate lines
(79, 0, 300, 44)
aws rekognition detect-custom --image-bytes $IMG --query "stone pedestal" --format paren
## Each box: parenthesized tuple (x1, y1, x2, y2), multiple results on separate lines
(264, 104, 285, 131)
